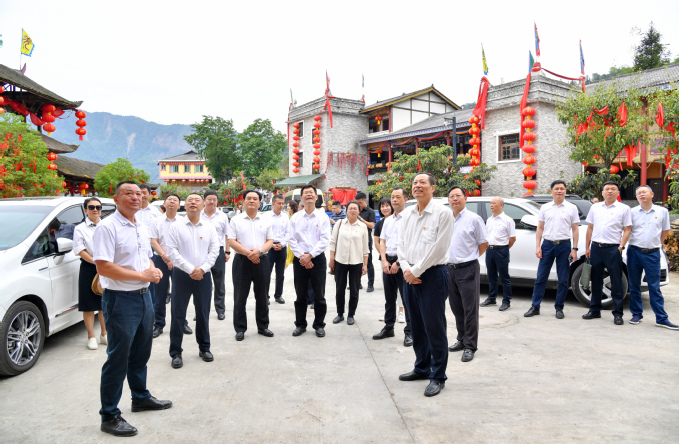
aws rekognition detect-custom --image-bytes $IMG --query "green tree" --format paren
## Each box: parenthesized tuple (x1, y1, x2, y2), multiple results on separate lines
(648, 86, 679, 211)
(238, 119, 286, 178)
(158, 182, 194, 201)
(567, 168, 637, 201)
(633, 22, 671, 71)
(94, 158, 150, 197)
(0, 114, 64, 198)
(249, 167, 287, 191)
(184, 116, 240, 183)
(218, 175, 251, 206)
(367, 145, 497, 199)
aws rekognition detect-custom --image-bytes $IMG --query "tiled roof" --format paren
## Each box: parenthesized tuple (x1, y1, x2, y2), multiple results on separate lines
(42, 134, 79, 154)
(359, 109, 472, 145)
(361, 86, 460, 114)
(158, 150, 203, 162)
(55, 155, 105, 179)
(587, 63, 679, 92)
(0, 64, 83, 112)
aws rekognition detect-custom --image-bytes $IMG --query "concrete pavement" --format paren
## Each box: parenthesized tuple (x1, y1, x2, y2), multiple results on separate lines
(1, 255, 678, 443)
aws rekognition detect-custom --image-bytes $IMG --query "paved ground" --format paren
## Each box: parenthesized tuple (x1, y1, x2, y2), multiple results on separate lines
(1, 255, 678, 443)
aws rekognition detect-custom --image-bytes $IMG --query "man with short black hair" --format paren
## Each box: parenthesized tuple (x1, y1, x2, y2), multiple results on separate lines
(229, 189, 275, 341)
(329, 200, 346, 225)
(355, 191, 376, 292)
(525, 180, 580, 320)
(94, 181, 171, 437)
(583, 181, 632, 325)
(289, 184, 331, 337)
(267, 194, 291, 305)
(627, 185, 677, 329)
(201, 190, 231, 320)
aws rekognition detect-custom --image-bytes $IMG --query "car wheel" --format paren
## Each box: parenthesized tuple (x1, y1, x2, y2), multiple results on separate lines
(571, 262, 628, 310)
(0, 301, 45, 376)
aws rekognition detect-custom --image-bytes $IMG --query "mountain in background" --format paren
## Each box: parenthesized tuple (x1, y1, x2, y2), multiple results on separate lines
(52, 111, 195, 182)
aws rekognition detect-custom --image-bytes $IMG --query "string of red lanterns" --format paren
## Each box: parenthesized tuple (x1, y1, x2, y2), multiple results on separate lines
(42, 104, 56, 135)
(291, 122, 300, 175)
(75, 110, 87, 140)
(47, 152, 58, 170)
(312, 115, 321, 172)
(467, 115, 482, 196)
(0, 86, 5, 114)
(521, 106, 537, 196)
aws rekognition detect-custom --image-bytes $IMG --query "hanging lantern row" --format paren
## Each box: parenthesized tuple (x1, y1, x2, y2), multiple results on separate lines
(42, 104, 56, 135)
(312, 115, 321, 172)
(291, 122, 300, 175)
(521, 106, 537, 196)
(75, 110, 87, 140)
(0, 86, 5, 114)
(466, 115, 482, 196)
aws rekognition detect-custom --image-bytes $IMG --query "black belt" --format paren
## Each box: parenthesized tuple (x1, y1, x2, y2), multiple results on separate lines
(386, 254, 398, 261)
(592, 242, 618, 248)
(108, 287, 149, 294)
(447, 259, 476, 269)
(631, 245, 660, 254)
(488, 245, 508, 249)
(544, 239, 570, 245)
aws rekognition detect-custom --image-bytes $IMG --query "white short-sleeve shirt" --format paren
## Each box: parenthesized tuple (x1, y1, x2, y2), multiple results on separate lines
(586, 201, 632, 244)
(538, 201, 580, 241)
(485, 212, 516, 246)
(228, 212, 274, 251)
(629, 204, 671, 249)
(73, 217, 99, 256)
(448, 208, 488, 263)
(201, 209, 229, 248)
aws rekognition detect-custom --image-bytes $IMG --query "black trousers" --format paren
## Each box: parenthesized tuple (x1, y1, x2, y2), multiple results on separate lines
(169, 269, 212, 357)
(382, 255, 412, 335)
(267, 246, 287, 300)
(293, 254, 327, 329)
(232, 253, 270, 333)
(590, 243, 625, 317)
(485, 247, 512, 303)
(153, 256, 170, 328)
(211, 247, 226, 314)
(365, 240, 375, 286)
(334, 262, 362, 316)
(448, 261, 480, 352)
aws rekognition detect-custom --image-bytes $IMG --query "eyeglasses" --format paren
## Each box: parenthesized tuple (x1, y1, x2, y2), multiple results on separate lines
(87, 205, 102, 210)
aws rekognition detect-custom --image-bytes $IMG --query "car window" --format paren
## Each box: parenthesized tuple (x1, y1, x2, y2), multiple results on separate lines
(101, 203, 116, 219)
(465, 202, 480, 216)
(0, 205, 54, 250)
(22, 226, 56, 263)
(51, 205, 85, 240)
(503, 204, 532, 230)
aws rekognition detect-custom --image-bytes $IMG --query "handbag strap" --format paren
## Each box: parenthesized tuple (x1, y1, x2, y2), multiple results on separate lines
(333, 219, 344, 259)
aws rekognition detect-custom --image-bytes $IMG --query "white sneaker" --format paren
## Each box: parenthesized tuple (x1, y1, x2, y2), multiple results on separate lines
(100, 334, 108, 345)
(398, 312, 405, 323)
(87, 337, 98, 350)
(379, 315, 384, 321)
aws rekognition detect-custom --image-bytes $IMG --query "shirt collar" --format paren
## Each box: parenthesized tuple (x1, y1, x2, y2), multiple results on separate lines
(184, 218, 203, 226)
(492, 212, 504, 219)
(113, 210, 137, 227)
(636, 205, 655, 213)
(454, 208, 468, 221)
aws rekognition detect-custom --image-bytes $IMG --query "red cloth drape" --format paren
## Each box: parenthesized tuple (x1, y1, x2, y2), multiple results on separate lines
(472, 76, 491, 129)
(656, 102, 664, 127)
(329, 188, 356, 205)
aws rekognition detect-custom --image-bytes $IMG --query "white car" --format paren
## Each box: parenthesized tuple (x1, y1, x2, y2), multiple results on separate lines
(405, 197, 670, 308)
(0, 196, 116, 376)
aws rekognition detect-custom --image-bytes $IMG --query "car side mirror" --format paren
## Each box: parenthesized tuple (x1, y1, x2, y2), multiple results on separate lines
(56, 238, 74, 255)
(520, 215, 539, 230)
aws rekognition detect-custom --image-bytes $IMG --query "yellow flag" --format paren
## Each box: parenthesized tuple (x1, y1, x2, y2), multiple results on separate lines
(482, 45, 488, 75)
(21, 29, 35, 57)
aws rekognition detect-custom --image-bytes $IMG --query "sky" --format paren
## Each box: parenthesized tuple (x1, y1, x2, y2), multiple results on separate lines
(1, 0, 678, 135)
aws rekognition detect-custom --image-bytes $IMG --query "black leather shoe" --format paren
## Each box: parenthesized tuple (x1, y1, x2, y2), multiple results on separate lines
(480, 298, 496, 307)
(582, 311, 601, 320)
(333, 315, 344, 324)
(199, 351, 214, 362)
(367, 285, 374, 292)
(217, 313, 225, 321)
(524, 307, 540, 317)
(315, 327, 326, 337)
(399, 370, 430, 381)
(448, 340, 464, 352)
(461, 349, 475, 362)
(235, 332, 245, 341)
(171, 354, 182, 369)
(184, 324, 193, 335)
(258, 328, 274, 337)
(347, 316, 355, 325)
(292, 327, 306, 336)
(556, 309, 565, 319)
(152, 326, 163, 338)
(403, 334, 413, 347)
(499, 302, 510, 311)
(275, 297, 285, 304)
(614, 316, 624, 325)
(424, 381, 445, 397)
(372, 327, 395, 340)
(101, 415, 137, 436)
(131, 396, 173, 412)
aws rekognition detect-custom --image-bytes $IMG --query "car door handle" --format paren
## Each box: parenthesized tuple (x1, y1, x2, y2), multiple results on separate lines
(39, 267, 48, 271)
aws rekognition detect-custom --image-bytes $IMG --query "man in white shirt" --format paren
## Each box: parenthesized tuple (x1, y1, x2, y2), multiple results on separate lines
(481, 197, 516, 311)
(267, 194, 292, 305)
(525, 180, 580, 320)
(583, 181, 632, 324)
(201, 190, 231, 320)
(627, 185, 677, 329)
(138, 184, 162, 305)
(94, 181, 171, 437)
(397, 173, 454, 397)
(447, 186, 488, 363)
(149, 194, 190, 338)
(229, 190, 275, 341)
(289, 184, 331, 338)
(166, 193, 220, 368)
(373, 187, 412, 346)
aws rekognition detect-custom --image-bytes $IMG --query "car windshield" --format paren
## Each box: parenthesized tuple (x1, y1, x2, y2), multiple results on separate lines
(522, 200, 542, 212)
(0, 205, 54, 250)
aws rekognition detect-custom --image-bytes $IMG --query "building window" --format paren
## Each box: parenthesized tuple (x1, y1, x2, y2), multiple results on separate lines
(195, 164, 204, 173)
(297, 121, 304, 138)
(161, 164, 166, 171)
(184, 165, 191, 173)
(499, 134, 520, 161)
(170, 165, 179, 173)
(298, 152, 304, 168)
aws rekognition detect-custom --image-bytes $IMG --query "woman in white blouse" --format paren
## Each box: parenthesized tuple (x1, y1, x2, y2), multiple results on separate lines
(73, 197, 107, 350)
(329, 201, 369, 326)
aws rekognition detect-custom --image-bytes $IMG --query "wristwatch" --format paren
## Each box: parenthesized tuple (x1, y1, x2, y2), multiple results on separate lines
(225, 251, 231, 255)
(572, 248, 578, 251)
(619, 245, 625, 251)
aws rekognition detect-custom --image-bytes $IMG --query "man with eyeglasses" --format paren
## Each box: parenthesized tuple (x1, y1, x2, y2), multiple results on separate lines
(94, 181, 171, 437)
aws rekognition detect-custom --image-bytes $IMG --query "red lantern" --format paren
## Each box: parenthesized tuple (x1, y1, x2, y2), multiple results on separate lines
(313, 137, 320, 143)
(471, 189, 481, 196)
(313, 157, 320, 163)
(293, 129, 299, 135)
(76, 128, 87, 140)
(469, 148, 480, 157)
(610, 165, 619, 174)
(521, 120, 536, 129)
(314, 115, 321, 121)
(62, 181, 67, 188)
(48, 163, 57, 170)
(523, 167, 536, 177)
(293, 122, 300, 128)
(313, 144, 320, 149)
(293, 161, 299, 167)
(522, 145, 536, 154)
(293, 148, 300, 154)
(523, 156, 536, 165)
(469, 137, 481, 146)
(43, 123, 56, 135)
(43, 104, 56, 114)
(313, 163, 320, 170)
(523, 132, 536, 142)
(0, 97, 4, 106)
(522, 107, 536, 117)
(292, 142, 299, 148)
(151, 190, 157, 196)
(75, 110, 86, 119)
(293, 168, 299, 173)
(469, 158, 480, 166)
(313, 130, 320, 136)
(523, 180, 537, 190)
(469, 127, 480, 136)
(469, 116, 480, 124)
(47, 152, 58, 161)
(293, 136, 300, 141)
(43, 113, 56, 123)
(314, 122, 321, 129)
